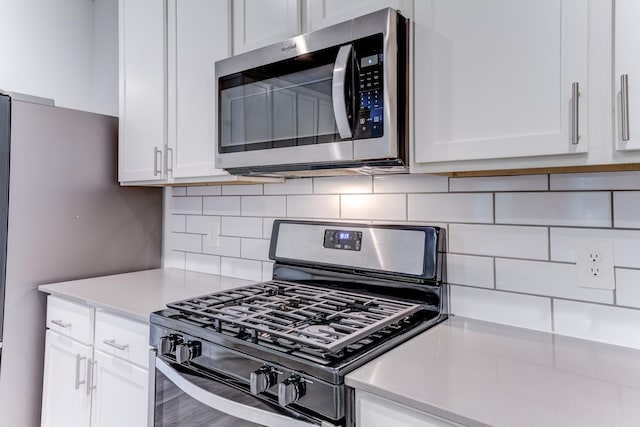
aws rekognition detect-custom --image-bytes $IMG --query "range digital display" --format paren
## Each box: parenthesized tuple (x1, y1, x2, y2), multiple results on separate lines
(323, 229, 362, 251)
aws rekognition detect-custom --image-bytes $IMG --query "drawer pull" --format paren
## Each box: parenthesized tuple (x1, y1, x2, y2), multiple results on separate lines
(51, 319, 71, 328)
(75, 354, 86, 390)
(103, 339, 129, 351)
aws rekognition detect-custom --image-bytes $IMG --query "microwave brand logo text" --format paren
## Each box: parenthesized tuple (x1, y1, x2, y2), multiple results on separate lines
(281, 43, 297, 53)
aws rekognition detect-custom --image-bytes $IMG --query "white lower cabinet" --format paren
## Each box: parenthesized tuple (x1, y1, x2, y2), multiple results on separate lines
(356, 391, 461, 427)
(41, 330, 93, 427)
(41, 296, 149, 427)
(90, 350, 149, 427)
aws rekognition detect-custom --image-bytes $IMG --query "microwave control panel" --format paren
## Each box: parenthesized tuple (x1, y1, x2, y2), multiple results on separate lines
(354, 35, 384, 140)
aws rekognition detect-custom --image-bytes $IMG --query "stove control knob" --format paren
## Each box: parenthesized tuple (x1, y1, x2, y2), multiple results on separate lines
(250, 366, 278, 395)
(158, 334, 182, 356)
(175, 340, 201, 364)
(278, 375, 306, 407)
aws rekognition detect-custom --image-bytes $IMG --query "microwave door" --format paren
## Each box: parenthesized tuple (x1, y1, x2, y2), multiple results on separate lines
(216, 44, 356, 171)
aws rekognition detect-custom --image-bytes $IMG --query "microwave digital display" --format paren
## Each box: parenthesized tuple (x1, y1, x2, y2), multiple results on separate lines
(361, 54, 379, 68)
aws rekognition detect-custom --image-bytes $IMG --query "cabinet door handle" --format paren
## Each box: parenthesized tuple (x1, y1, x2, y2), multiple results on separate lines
(74, 354, 86, 390)
(51, 319, 71, 328)
(571, 82, 580, 145)
(166, 146, 174, 176)
(86, 359, 97, 396)
(153, 146, 163, 176)
(103, 339, 129, 351)
(621, 74, 630, 141)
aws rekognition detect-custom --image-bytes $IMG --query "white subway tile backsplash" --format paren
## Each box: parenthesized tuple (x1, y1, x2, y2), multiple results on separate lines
(172, 187, 187, 196)
(373, 174, 448, 193)
(241, 196, 286, 217)
(172, 215, 186, 232)
(171, 196, 202, 215)
(450, 175, 548, 192)
(241, 238, 271, 261)
(341, 194, 405, 221)
(314, 176, 372, 194)
(496, 259, 613, 304)
(554, 300, 640, 350)
(185, 253, 221, 275)
(202, 236, 241, 257)
(551, 171, 640, 190)
(187, 186, 222, 196)
(221, 217, 263, 238)
(170, 232, 201, 252)
(203, 196, 240, 216)
(495, 192, 611, 227)
(165, 170, 640, 350)
(446, 254, 494, 288)
(221, 184, 263, 195)
(186, 215, 218, 234)
(264, 178, 313, 195)
(614, 192, 640, 229)
(616, 268, 640, 309)
(221, 257, 263, 282)
(287, 195, 340, 218)
(408, 193, 493, 223)
(449, 224, 548, 260)
(450, 285, 552, 332)
(551, 228, 640, 268)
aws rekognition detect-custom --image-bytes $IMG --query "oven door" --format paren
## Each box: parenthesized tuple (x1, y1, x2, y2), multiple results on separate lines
(150, 355, 334, 427)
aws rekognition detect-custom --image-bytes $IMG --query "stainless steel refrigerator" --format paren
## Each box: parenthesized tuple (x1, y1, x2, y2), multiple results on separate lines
(0, 92, 162, 426)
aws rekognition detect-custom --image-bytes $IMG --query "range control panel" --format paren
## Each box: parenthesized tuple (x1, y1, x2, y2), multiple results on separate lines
(323, 229, 363, 251)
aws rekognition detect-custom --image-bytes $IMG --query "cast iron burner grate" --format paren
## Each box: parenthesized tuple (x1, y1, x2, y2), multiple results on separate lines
(166, 280, 423, 355)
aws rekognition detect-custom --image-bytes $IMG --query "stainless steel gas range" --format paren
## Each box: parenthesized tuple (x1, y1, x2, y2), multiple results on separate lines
(148, 220, 447, 426)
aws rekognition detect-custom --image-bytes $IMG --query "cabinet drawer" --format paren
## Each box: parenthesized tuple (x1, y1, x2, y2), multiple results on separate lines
(95, 311, 149, 368)
(46, 296, 94, 344)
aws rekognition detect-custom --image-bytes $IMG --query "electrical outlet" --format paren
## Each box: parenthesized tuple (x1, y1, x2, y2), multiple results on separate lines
(205, 217, 220, 248)
(575, 239, 615, 290)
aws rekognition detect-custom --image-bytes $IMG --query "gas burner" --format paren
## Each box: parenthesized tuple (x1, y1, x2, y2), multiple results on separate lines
(302, 324, 336, 337)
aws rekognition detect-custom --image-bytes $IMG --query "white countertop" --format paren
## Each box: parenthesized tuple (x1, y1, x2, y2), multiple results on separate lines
(346, 316, 640, 427)
(38, 268, 252, 323)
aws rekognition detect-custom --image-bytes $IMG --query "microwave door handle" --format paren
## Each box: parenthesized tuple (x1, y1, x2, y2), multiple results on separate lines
(155, 358, 318, 427)
(332, 44, 353, 139)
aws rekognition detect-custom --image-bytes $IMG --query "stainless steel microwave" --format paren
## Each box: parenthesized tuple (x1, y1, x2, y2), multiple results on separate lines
(215, 8, 409, 177)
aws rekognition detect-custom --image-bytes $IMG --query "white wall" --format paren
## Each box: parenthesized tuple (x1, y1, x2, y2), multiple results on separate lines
(165, 171, 640, 350)
(0, 0, 118, 115)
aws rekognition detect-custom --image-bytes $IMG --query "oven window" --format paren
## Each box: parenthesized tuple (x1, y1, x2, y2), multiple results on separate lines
(218, 45, 348, 153)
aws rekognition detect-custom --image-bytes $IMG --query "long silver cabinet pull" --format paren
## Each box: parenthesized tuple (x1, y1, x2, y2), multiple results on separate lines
(153, 146, 163, 176)
(51, 319, 71, 328)
(86, 359, 97, 396)
(103, 339, 129, 351)
(571, 82, 580, 145)
(622, 74, 630, 141)
(166, 146, 174, 175)
(74, 354, 86, 390)
(332, 44, 353, 139)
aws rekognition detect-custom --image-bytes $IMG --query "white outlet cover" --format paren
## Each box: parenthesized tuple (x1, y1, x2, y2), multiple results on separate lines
(575, 239, 615, 290)
(205, 217, 220, 248)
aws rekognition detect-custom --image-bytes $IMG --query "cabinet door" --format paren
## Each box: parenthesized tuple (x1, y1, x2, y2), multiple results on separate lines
(41, 330, 92, 427)
(118, 0, 167, 183)
(233, 0, 300, 54)
(166, 0, 231, 179)
(357, 391, 460, 427)
(615, 0, 640, 151)
(90, 350, 149, 427)
(414, 0, 588, 165)
(306, 0, 413, 31)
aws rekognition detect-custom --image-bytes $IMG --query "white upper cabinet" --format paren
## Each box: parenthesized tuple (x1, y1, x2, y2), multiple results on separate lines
(168, 0, 230, 179)
(118, 0, 167, 183)
(233, 0, 301, 54)
(614, 0, 640, 152)
(413, 0, 589, 172)
(306, 0, 413, 31)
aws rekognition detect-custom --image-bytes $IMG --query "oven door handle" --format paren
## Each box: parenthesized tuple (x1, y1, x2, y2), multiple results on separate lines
(155, 358, 320, 427)
(332, 44, 353, 140)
